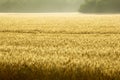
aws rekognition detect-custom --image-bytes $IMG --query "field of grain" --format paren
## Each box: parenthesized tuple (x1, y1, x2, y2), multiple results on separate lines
(0, 13, 120, 80)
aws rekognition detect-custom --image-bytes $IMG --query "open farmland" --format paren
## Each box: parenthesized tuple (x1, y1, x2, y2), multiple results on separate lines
(0, 13, 120, 80)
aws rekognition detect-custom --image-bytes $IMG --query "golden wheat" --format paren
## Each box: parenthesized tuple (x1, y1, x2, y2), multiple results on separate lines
(0, 13, 120, 80)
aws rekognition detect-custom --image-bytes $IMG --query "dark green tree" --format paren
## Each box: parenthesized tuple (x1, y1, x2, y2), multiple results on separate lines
(80, 0, 120, 13)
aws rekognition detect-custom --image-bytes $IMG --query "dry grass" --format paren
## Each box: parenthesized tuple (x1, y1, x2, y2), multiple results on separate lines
(0, 13, 120, 80)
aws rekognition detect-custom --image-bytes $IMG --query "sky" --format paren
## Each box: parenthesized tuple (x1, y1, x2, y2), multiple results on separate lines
(0, 0, 84, 12)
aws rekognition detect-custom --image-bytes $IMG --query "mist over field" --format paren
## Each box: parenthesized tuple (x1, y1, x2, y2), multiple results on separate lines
(0, 0, 84, 12)
(0, 0, 120, 13)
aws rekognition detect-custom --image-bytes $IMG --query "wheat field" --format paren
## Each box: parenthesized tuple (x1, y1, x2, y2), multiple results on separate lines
(0, 13, 120, 80)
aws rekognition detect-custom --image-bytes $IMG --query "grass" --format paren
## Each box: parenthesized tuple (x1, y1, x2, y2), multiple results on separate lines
(0, 13, 120, 80)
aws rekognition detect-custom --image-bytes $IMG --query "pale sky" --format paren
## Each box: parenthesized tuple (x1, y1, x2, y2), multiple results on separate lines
(0, 0, 84, 12)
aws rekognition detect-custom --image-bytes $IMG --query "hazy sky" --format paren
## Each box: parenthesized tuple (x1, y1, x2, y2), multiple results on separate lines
(0, 0, 84, 12)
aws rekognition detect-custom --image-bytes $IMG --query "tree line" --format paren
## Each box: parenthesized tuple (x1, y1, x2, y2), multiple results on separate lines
(80, 0, 120, 13)
(0, 0, 119, 13)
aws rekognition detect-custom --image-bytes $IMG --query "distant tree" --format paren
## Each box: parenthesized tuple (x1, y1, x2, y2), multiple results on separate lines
(80, 0, 120, 13)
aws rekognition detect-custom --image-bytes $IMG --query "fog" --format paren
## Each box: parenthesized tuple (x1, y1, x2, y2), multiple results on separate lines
(0, 0, 120, 13)
(0, 0, 84, 12)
